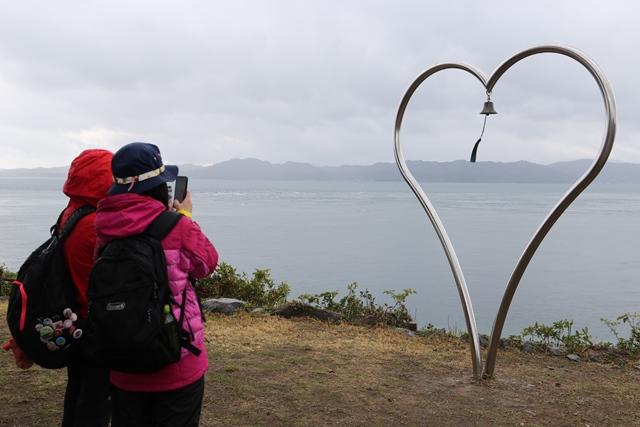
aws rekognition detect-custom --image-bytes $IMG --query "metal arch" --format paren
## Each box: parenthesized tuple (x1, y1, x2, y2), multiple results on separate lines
(484, 44, 617, 377)
(393, 44, 616, 380)
(394, 62, 489, 379)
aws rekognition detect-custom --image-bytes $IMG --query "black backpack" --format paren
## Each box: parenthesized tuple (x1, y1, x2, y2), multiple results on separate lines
(85, 210, 201, 374)
(6, 206, 96, 369)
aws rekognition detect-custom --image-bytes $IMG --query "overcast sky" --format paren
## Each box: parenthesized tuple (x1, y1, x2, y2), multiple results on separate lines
(0, 1, 638, 169)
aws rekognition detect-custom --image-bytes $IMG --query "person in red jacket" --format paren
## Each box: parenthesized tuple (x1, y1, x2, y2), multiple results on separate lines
(60, 149, 114, 427)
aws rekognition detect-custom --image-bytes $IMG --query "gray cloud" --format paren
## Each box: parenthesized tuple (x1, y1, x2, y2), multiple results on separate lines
(0, 0, 637, 168)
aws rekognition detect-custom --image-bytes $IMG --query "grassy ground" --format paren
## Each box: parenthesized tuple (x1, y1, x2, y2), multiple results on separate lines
(2, 300, 640, 427)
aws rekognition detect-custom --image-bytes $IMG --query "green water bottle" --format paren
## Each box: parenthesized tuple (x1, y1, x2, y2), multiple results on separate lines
(163, 304, 180, 356)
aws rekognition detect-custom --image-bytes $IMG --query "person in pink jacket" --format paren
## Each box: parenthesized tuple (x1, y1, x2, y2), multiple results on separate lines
(94, 142, 218, 427)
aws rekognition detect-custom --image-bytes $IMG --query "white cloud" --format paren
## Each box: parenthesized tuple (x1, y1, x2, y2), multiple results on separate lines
(0, 0, 637, 168)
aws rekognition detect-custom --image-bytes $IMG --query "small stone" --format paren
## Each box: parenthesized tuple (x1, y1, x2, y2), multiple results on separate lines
(521, 341, 535, 354)
(202, 298, 246, 316)
(478, 334, 489, 347)
(588, 352, 602, 363)
(548, 346, 566, 357)
(566, 354, 581, 362)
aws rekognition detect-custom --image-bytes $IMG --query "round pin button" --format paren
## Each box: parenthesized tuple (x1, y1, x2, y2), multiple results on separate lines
(63, 308, 73, 318)
(47, 341, 57, 351)
(56, 337, 66, 347)
(72, 329, 83, 339)
(40, 326, 54, 341)
(63, 319, 73, 329)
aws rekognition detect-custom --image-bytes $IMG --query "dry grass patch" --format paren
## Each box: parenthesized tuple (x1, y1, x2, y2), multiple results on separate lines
(2, 302, 640, 426)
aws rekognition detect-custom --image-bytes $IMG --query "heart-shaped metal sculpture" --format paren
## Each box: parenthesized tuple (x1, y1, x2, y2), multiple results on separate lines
(393, 44, 616, 379)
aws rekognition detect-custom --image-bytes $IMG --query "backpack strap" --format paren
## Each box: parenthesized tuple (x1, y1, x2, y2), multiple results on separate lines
(143, 210, 183, 241)
(176, 285, 202, 357)
(54, 205, 97, 241)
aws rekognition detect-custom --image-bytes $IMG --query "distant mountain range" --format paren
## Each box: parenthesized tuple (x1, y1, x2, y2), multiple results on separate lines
(1, 159, 639, 184)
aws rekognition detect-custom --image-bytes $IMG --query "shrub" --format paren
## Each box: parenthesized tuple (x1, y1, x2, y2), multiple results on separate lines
(517, 319, 593, 352)
(298, 282, 416, 328)
(0, 264, 16, 296)
(194, 262, 290, 310)
(601, 313, 640, 355)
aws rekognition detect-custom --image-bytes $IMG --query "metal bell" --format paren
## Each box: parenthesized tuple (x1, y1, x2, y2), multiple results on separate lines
(480, 101, 497, 115)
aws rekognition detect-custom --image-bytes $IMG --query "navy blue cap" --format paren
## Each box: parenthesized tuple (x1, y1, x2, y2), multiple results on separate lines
(108, 142, 178, 195)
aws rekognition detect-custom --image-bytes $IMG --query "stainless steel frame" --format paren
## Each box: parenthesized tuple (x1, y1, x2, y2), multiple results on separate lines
(393, 44, 616, 379)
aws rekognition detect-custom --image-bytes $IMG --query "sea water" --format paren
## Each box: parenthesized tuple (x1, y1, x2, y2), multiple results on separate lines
(1, 177, 639, 341)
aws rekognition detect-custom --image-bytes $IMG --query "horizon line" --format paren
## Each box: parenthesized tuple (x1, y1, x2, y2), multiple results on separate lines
(0, 157, 631, 171)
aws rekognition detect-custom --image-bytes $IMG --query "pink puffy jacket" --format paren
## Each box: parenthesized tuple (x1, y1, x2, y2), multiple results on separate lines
(94, 193, 218, 392)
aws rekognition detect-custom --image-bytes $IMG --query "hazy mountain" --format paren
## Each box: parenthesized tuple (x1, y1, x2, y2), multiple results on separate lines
(175, 163, 204, 173)
(1, 159, 639, 184)
(547, 159, 640, 184)
(189, 158, 640, 184)
(0, 163, 206, 178)
(0, 166, 70, 178)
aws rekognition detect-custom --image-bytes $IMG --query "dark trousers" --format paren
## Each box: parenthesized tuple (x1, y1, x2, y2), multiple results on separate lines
(111, 375, 205, 427)
(61, 357, 111, 427)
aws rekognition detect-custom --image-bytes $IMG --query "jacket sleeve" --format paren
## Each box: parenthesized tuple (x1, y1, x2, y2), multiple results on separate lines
(63, 213, 97, 318)
(176, 216, 218, 279)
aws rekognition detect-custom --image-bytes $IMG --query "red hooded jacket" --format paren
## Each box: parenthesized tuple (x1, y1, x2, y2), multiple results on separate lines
(59, 149, 113, 318)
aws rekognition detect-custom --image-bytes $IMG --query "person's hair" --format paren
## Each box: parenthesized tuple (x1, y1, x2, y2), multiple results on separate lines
(140, 182, 169, 209)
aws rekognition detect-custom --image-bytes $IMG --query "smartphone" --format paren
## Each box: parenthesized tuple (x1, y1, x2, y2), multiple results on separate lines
(173, 176, 188, 204)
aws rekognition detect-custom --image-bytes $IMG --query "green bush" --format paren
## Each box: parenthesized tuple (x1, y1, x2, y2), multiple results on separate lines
(517, 319, 593, 352)
(1, 261, 293, 311)
(0, 264, 16, 296)
(194, 262, 290, 310)
(601, 312, 640, 355)
(298, 282, 416, 328)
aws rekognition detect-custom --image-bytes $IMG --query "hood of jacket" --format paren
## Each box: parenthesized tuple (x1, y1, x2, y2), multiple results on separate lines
(63, 149, 114, 207)
(95, 193, 167, 242)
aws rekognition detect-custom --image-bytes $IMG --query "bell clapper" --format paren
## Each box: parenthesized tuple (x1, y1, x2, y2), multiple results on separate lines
(470, 92, 497, 163)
